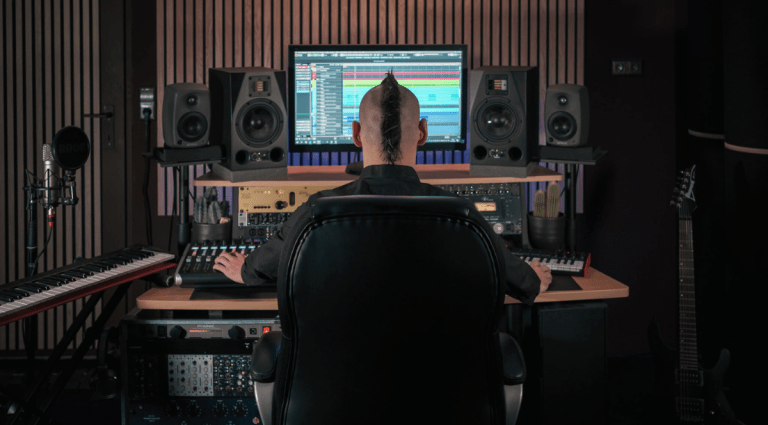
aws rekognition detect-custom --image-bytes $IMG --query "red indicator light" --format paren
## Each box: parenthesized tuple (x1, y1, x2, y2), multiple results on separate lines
(263, 326, 271, 333)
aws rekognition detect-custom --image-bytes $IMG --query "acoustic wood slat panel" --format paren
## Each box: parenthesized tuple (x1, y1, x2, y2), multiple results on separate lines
(155, 0, 585, 216)
(0, 2, 6, 351)
(1, 0, 102, 354)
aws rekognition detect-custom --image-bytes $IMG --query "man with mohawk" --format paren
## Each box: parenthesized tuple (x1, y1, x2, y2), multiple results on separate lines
(214, 72, 550, 303)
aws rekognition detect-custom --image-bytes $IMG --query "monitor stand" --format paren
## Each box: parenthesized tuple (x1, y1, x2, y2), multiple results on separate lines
(212, 163, 287, 182)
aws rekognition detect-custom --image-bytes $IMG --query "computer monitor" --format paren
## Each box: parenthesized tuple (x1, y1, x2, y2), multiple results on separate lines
(288, 44, 468, 153)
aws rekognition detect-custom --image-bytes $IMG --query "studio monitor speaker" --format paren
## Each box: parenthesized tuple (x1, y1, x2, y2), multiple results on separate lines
(209, 67, 288, 182)
(469, 66, 539, 177)
(162, 83, 211, 148)
(544, 84, 589, 147)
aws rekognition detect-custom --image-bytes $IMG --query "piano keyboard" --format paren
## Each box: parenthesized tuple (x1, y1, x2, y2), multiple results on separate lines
(508, 247, 591, 277)
(1, 246, 175, 326)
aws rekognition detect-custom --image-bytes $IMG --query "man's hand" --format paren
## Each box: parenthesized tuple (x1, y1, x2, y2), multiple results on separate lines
(529, 260, 552, 293)
(212, 252, 246, 284)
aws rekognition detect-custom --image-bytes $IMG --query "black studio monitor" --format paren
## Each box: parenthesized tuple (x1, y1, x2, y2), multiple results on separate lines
(544, 84, 589, 147)
(162, 83, 211, 148)
(469, 66, 539, 177)
(208, 67, 288, 182)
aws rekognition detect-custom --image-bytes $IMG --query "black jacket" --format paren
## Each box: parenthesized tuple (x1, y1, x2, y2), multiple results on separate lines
(241, 164, 541, 304)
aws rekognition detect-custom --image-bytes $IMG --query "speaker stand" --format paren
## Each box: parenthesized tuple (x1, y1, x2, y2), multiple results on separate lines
(536, 146, 607, 251)
(212, 163, 287, 182)
(564, 163, 578, 252)
(152, 145, 225, 166)
(177, 166, 192, 255)
(146, 150, 228, 254)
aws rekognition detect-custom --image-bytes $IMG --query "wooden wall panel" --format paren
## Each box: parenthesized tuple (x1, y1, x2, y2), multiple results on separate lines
(1, 0, 101, 353)
(156, 0, 585, 214)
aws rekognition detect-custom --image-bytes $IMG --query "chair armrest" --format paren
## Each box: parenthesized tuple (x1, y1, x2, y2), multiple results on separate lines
(250, 330, 282, 383)
(499, 332, 526, 386)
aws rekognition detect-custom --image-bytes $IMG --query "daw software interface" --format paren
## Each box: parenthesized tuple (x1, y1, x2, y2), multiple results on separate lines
(289, 46, 467, 152)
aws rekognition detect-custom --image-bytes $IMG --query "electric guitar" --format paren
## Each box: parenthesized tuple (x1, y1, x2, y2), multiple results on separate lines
(648, 165, 739, 424)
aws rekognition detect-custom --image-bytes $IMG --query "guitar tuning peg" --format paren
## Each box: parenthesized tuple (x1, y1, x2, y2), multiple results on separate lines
(670, 200, 676, 206)
(673, 188, 679, 193)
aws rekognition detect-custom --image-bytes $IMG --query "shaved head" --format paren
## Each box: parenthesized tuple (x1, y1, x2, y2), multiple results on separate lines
(353, 73, 427, 166)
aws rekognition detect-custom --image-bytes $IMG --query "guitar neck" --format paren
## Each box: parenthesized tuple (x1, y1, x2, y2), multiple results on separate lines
(678, 218, 698, 371)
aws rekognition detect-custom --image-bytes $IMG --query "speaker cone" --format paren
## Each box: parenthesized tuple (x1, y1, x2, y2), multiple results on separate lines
(476, 102, 518, 141)
(547, 111, 577, 141)
(236, 99, 282, 147)
(177, 111, 208, 143)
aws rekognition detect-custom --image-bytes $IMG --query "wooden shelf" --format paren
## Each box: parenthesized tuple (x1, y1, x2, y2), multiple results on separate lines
(193, 164, 563, 187)
(136, 268, 627, 310)
(137, 286, 278, 310)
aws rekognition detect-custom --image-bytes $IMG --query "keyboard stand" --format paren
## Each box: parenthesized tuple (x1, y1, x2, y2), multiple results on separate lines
(3, 274, 165, 425)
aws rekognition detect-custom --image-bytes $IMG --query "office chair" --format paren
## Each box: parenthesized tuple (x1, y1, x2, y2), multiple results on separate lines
(250, 195, 526, 425)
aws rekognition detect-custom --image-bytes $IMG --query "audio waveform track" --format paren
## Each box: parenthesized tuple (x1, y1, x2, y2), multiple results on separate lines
(341, 67, 462, 140)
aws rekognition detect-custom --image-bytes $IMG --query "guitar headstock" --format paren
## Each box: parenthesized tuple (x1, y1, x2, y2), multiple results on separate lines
(671, 165, 697, 219)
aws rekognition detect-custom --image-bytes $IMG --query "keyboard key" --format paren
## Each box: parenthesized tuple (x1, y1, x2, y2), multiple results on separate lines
(0, 291, 23, 300)
(17, 285, 43, 293)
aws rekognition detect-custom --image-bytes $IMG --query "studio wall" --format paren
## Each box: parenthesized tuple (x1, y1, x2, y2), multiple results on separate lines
(1, 0, 103, 353)
(155, 0, 587, 216)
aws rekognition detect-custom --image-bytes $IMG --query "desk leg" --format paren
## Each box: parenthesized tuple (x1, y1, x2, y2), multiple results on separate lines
(518, 302, 607, 425)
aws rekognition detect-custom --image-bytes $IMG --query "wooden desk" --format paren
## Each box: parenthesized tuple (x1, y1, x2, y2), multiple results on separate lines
(194, 163, 563, 187)
(505, 268, 628, 304)
(137, 287, 279, 310)
(136, 268, 627, 310)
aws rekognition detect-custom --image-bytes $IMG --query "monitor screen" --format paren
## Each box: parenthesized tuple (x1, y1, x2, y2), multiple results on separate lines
(288, 44, 468, 153)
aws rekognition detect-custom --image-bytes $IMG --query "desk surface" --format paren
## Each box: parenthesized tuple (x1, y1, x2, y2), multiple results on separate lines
(194, 164, 563, 187)
(136, 268, 627, 310)
(503, 269, 628, 304)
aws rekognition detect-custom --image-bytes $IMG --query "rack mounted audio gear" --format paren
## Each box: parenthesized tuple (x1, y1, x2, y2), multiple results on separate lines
(121, 309, 281, 425)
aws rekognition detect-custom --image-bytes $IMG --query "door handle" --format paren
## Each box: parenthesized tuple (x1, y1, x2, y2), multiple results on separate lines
(83, 105, 115, 150)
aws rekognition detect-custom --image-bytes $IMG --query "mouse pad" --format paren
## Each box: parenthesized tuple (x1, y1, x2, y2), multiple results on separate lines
(547, 275, 582, 291)
(190, 286, 277, 300)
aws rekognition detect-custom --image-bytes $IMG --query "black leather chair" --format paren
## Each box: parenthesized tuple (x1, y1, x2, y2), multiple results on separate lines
(250, 196, 526, 425)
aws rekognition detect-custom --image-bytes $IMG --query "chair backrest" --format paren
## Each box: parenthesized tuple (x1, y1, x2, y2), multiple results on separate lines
(273, 195, 507, 425)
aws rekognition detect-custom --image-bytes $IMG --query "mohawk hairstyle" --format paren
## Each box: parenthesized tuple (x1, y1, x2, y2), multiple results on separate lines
(379, 71, 402, 164)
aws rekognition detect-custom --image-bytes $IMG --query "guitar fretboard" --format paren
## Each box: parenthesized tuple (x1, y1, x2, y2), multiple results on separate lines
(678, 218, 698, 371)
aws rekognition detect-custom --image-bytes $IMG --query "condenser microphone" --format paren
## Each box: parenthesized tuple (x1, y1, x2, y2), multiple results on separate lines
(42, 143, 61, 226)
(52, 126, 90, 207)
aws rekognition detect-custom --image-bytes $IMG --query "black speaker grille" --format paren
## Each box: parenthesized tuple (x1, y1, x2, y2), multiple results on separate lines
(476, 101, 518, 142)
(177, 111, 208, 143)
(235, 99, 283, 147)
(547, 111, 577, 141)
